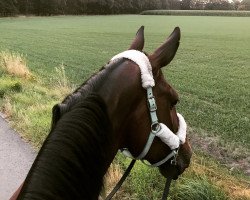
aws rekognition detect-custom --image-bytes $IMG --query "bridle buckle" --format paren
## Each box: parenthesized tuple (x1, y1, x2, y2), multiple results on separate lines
(170, 158, 177, 166)
(170, 148, 179, 166)
(148, 96, 157, 112)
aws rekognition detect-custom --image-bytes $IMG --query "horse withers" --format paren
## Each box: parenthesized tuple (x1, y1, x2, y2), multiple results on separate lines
(11, 26, 192, 200)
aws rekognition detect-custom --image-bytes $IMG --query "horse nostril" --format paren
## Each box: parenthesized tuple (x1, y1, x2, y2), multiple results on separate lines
(177, 163, 183, 174)
(176, 159, 189, 175)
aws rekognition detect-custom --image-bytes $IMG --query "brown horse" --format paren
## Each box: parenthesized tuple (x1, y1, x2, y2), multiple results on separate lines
(10, 26, 192, 200)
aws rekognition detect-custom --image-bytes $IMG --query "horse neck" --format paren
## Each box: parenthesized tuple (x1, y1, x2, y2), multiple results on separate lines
(57, 59, 142, 149)
(18, 94, 117, 200)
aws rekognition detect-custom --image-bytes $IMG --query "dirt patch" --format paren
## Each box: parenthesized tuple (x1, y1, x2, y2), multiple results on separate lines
(189, 127, 250, 176)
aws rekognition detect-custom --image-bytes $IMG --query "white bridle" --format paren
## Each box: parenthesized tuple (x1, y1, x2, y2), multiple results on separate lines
(110, 50, 187, 167)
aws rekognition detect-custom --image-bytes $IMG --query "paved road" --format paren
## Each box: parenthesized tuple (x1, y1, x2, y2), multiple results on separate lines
(0, 115, 36, 200)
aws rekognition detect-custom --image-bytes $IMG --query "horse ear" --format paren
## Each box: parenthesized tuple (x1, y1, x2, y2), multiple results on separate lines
(128, 26, 145, 51)
(149, 27, 180, 69)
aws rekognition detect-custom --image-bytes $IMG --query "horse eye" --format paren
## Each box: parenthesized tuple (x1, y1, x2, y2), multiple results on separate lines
(171, 99, 179, 108)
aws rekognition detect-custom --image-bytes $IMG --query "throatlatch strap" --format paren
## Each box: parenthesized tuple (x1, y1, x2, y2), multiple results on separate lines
(142, 149, 178, 167)
(135, 131, 156, 160)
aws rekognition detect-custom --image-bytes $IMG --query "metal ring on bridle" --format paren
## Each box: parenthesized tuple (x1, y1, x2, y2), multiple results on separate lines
(151, 122, 161, 134)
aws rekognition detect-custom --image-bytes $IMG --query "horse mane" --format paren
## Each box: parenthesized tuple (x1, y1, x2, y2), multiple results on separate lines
(18, 94, 113, 200)
(51, 59, 125, 130)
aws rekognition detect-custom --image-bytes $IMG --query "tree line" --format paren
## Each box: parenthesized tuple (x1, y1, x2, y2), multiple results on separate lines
(0, 0, 250, 17)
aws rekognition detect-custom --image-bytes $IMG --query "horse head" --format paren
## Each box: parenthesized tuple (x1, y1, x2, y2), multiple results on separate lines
(98, 26, 192, 179)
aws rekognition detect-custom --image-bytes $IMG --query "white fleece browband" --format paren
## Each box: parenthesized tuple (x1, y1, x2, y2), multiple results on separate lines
(110, 50, 155, 89)
(110, 50, 187, 150)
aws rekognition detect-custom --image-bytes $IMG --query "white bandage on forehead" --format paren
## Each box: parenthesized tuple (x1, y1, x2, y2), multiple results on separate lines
(156, 113, 187, 149)
(110, 50, 155, 88)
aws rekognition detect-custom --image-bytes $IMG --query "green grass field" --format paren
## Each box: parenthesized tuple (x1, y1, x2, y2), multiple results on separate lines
(0, 15, 249, 199)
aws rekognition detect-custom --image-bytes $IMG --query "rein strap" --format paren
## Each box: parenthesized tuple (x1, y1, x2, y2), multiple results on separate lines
(105, 160, 136, 200)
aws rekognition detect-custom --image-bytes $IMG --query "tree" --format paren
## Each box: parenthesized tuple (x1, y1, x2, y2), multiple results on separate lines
(204, 0, 233, 10)
(190, 0, 209, 9)
(166, 0, 181, 9)
(0, 0, 19, 16)
(181, 0, 192, 9)
(16, 0, 36, 14)
(239, 0, 250, 10)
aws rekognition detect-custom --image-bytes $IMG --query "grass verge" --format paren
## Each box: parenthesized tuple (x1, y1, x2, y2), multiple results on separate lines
(0, 50, 73, 147)
(0, 50, 32, 78)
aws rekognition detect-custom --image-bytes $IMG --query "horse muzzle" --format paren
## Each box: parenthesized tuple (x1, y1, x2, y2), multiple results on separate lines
(159, 139, 192, 180)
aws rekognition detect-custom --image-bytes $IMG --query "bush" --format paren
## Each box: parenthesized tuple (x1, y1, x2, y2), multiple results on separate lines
(141, 10, 250, 17)
(0, 51, 32, 79)
(0, 79, 22, 98)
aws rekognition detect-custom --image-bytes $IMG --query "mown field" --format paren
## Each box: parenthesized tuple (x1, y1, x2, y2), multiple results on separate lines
(0, 15, 249, 199)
